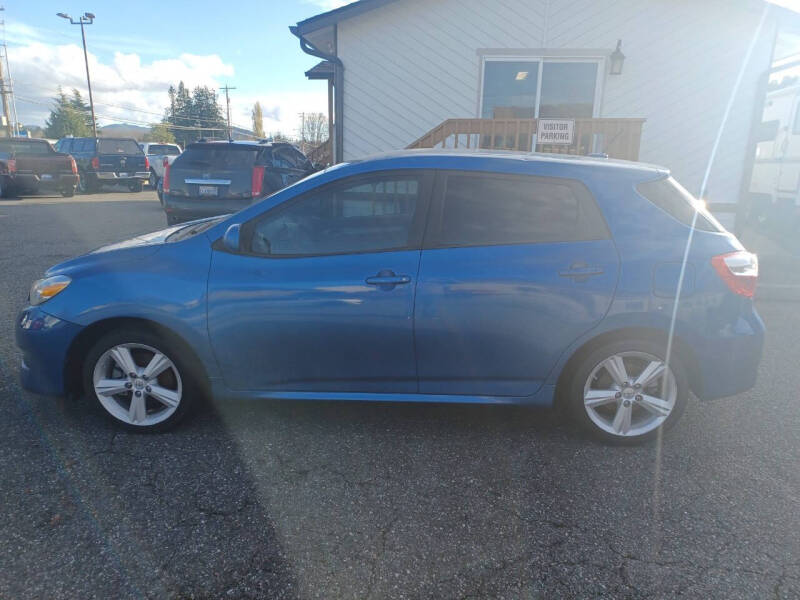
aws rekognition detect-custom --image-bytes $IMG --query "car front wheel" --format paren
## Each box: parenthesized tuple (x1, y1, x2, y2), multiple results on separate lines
(566, 339, 688, 444)
(83, 329, 197, 431)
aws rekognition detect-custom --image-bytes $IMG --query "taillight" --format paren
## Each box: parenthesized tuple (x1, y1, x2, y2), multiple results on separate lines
(711, 251, 758, 298)
(163, 157, 169, 168)
(162, 163, 170, 193)
(251, 165, 265, 197)
(90, 156, 99, 169)
(144, 156, 150, 170)
(70, 157, 78, 174)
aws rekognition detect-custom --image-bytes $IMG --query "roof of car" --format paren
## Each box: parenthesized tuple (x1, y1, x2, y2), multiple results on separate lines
(351, 149, 668, 175)
(188, 140, 297, 149)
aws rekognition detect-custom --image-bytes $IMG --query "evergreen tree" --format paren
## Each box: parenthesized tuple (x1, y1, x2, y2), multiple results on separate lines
(163, 81, 225, 147)
(69, 89, 95, 133)
(44, 86, 93, 138)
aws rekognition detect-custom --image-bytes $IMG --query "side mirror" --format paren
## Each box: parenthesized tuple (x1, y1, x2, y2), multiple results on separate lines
(222, 223, 241, 253)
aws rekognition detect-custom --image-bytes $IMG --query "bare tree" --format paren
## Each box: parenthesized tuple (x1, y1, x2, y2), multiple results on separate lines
(298, 112, 328, 153)
(252, 102, 265, 139)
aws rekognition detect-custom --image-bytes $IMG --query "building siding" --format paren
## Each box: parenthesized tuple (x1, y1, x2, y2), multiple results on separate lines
(337, 0, 777, 203)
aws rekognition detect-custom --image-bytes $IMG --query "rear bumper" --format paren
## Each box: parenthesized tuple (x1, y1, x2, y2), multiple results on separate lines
(15, 307, 84, 397)
(692, 309, 765, 400)
(14, 173, 78, 190)
(163, 193, 253, 220)
(95, 171, 149, 181)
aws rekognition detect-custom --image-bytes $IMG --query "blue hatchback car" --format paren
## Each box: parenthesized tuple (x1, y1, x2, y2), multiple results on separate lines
(16, 151, 764, 442)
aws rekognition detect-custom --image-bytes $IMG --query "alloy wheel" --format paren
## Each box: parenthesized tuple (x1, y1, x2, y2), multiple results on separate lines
(92, 343, 182, 426)
(583, 351, 677, 437)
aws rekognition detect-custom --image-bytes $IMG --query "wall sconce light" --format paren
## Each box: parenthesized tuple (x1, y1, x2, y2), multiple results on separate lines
(610, 39, 625, 75)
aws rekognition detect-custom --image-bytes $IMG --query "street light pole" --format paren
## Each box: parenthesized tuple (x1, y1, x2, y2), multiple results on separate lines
(57, 12, 97, 138)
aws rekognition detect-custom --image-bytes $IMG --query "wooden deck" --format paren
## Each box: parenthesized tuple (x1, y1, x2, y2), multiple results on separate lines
(407, 118, 646, 161)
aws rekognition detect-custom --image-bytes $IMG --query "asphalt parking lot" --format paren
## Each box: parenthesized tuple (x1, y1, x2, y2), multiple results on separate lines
(1, 191, 799, 599)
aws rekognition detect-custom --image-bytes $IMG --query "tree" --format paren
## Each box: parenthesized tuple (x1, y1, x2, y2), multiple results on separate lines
(163, 81, 225, 147)
(44, 87, 93, 138)
(252, 102, 265, 139)
(144, 122, 176, 143)
(69, 89, 95, 133)
(268, 131, 290, 143)
(298, 112, 328, 154)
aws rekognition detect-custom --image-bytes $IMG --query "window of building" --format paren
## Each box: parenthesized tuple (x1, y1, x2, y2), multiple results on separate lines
(481, 58, 603, 120)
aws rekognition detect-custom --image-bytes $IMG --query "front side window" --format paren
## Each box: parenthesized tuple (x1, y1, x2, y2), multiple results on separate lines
(248, 173, 424, 256)
(481, 58, 601, 119)
(432, 173, 607, 247)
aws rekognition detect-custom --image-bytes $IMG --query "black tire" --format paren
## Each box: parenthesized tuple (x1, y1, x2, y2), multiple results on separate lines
(149, 169, 158, 189)
(564, 338, 689, 445)
(82, 328, 200, 432)
(78, 172, 96, 194)
(61, 187, 75, 198)
(166, 213, 182, 226)
(128, 180, 144, 193)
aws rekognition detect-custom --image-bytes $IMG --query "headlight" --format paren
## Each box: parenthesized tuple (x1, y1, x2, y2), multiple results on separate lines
(29, 275, 71, 306)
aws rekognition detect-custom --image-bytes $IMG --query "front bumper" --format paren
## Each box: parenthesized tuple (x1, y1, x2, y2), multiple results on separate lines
(163, 194, 253, 220)
(692, 309, 765, 400)
(15, 307, 84, 397)
(14, 173, 78, 191)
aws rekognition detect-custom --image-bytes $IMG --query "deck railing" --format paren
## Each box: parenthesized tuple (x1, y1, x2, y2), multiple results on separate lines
(407, 118, 646, 161)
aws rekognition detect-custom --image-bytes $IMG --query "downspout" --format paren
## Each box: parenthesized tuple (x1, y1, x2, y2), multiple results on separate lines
(290, 25, 344, 163)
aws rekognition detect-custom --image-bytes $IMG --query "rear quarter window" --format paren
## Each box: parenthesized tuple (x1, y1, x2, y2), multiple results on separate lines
(636, 177, 724, 233)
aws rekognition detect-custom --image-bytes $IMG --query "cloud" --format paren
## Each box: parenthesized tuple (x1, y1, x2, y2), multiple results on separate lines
(9, 39, 327, 137)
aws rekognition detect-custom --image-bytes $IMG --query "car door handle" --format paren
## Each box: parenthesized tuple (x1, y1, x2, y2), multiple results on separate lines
(559, 265, 604, 281)
(366, 274, 411, 285)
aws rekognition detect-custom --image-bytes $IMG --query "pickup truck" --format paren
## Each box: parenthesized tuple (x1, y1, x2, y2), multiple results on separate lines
(0, 138, 78, 197)
(56, 136, 149, 193)
(139, 142, 182, 188)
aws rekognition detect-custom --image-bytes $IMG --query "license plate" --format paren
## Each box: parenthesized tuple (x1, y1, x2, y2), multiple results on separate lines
(40, 174, 53, 180)
(198, 185, 218, 196)
(118, 172, 129, 177)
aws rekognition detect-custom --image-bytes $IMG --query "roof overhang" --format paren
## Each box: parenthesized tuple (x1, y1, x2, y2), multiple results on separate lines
(293, 0, 401, 36)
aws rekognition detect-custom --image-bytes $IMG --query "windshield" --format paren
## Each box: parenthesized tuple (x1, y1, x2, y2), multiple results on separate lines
(0, 140, 53, 154)
(166, 215, 229, 242)
(97, 138, 141, 154)
(148, 144, 181, 155)
(176, 145, 258, 169)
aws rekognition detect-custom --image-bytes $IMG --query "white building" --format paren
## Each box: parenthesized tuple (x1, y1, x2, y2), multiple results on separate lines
(292, 0, 800, 216)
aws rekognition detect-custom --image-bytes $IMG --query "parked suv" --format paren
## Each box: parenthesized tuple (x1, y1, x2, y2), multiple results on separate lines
(162, 140, 314, 225)
(0, 138, 78, 197)
(16, 151, 764, 442)
(139, 142, 181, 189)
(56, 137, 149, 193)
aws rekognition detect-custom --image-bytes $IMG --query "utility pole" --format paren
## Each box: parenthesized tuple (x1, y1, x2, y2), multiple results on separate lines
(0, 7, 12, 137)
(57, 11, 97, 138)
(221, 85, 236, 140)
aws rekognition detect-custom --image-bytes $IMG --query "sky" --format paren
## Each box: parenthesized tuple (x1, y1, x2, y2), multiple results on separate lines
(4, 0, 351, 136)
(4, 0, 800, 137)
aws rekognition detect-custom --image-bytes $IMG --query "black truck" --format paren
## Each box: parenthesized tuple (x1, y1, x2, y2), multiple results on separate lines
(56, 137, 149, 193)
(162, 140, 314, 225)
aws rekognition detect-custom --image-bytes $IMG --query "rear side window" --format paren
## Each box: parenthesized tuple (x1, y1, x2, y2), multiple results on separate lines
(432, 173, 608, 247)
(98, 139, 141, 154)
(177, 146, 258, 169)
(636, 177, 724, 233)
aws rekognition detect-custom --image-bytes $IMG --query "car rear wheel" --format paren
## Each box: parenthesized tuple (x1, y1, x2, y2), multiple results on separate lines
(128, 180, 143, 193)
(566, 339, 688, 444)
(83, 329, 197, 431)
(61, 187, 75, 198)
(149, 169, 158, 189)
